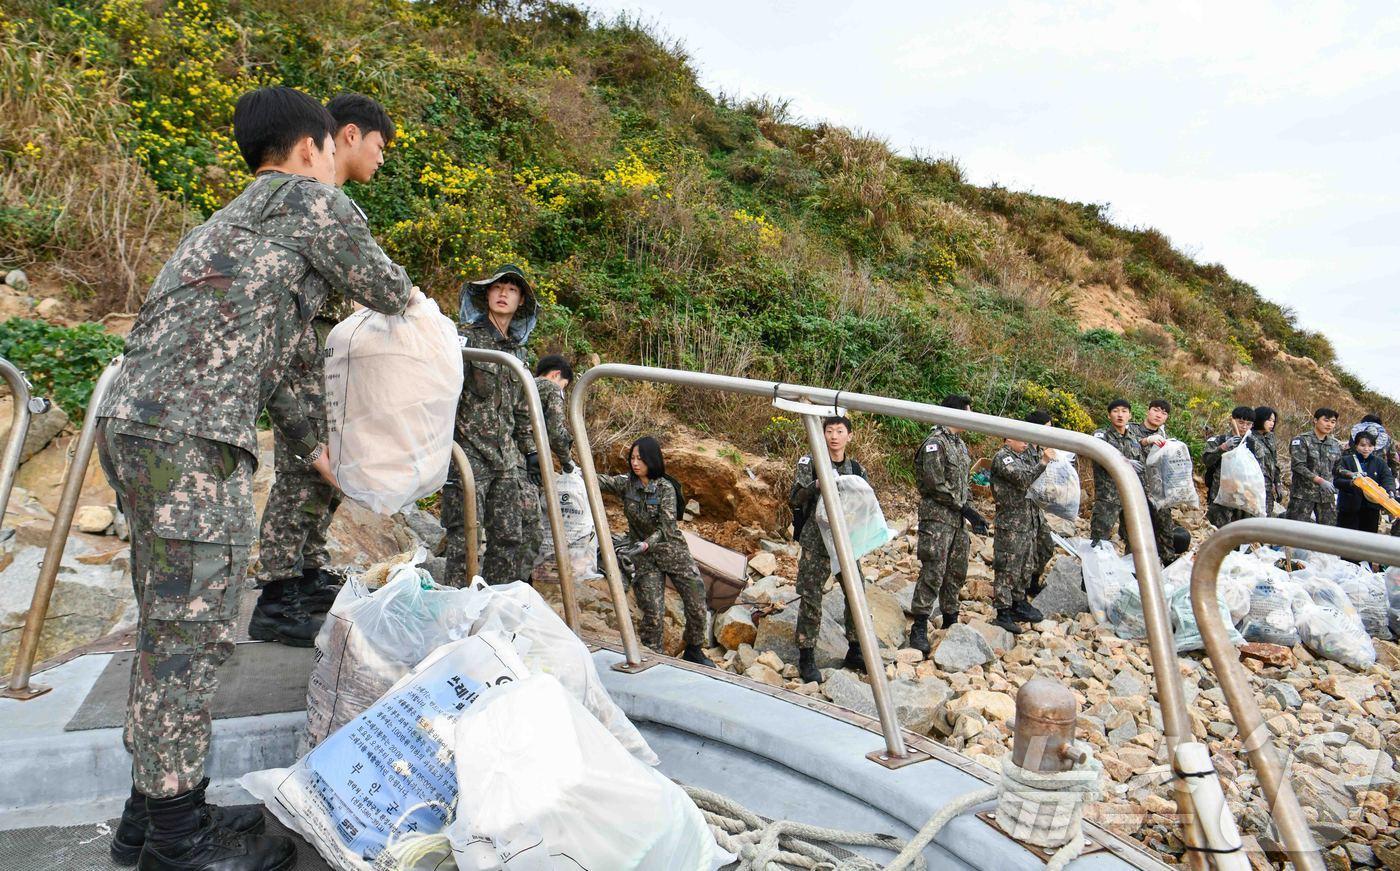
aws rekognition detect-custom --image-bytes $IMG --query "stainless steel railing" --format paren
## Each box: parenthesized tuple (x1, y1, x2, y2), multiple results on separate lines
(4, 357, 121, 700)
(449, 442, 479, 582)
(1190, 518, 1400, 871)
(461, 348, 579, 629)
(567, 363, 1210, 834)
(0, 356, 51, 537)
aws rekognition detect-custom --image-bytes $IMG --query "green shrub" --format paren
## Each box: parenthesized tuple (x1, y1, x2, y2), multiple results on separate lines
(0, 318, 124, 417)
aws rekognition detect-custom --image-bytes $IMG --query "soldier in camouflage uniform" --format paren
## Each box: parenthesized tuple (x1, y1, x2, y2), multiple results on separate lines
(990, 428, 1054, 634)
(910, 396, 990, 657)
(96, 87, 412, 871)
(442, 264, 541, 586)
(1286, 407, 1343, 525)
(1203, 406, 1264, 527)
(1252, 406, 1282, 515)
(1089, 399, 1146, 548)
(600, 436, 709, 665)
(253, 95, 396, 645)
(1128, 399, 1180, 563)
(789, 416, 869, 683)
(533, 354, 576, 473)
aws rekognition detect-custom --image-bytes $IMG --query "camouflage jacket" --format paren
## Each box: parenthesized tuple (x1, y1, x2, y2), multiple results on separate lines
(1289, 431, 1343, 503)
(1089, 426, 1144, 505)
(1255, 431, 1281, 497)
(1202, 431, 1270, 502)
(991, 445, 1046, 527)
(99, 172, 412, 456)
(916, 425, 971, 519)
(599, 474, 683, 548)
(456, 319, 533, 472)
(789, 454, 864, 513)
(534, 376, 573, 467)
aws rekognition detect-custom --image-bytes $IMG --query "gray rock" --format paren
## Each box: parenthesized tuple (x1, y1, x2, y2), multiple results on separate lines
(0, 397, 69, 463)
(822, 669, 950, 734)
(933, 623, 994, 671)
(1264, 681, 1302, 709)
(825, 582, 907, 649)
(758, 538, 789, 554)
(741, 574, 799, 607)
(1107, 721, 1139, 744)
(754, 603, 848, 667)
(967, 619, 1013, 653)
(4, 269, 28, 293)
(1344, 842, 1376, 867)
(1108, 670, 1148, 698)
(422, 556, 447, 585)
(398, 504, 445, 553)
(1032, 554, 1088, 617)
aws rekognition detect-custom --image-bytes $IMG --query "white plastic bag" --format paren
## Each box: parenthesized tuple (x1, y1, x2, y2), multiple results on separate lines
(1338, 570, 1392, 640)
(1074, 538, 1144, 639)
(303, 559, 488, 751)
(1028, 451, 1081, 521)
(325, 289, 464, 515)
(467, 579, 658, 766)
(1294, 575, 1377, 669)
(243, 633, 529, 871)
(1168, 582, 1244, 653)
(447, 675, 731, 871)
(814, 475, 893, 574)
(1388, 568, 1400, 639)
(1242, 576, 1309, 647)
(1213, 445, 1266, 517)
(532, 468, 603, 583)
(1146, 440, 1199, 510)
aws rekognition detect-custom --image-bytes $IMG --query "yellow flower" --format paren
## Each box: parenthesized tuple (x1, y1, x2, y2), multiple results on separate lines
(20, 141, 42, 159)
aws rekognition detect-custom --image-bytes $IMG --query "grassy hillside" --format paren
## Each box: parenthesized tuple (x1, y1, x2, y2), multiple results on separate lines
(1, 0, 1392, 480)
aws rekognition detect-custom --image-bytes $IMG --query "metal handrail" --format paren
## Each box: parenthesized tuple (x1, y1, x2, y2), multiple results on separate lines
(566, 365, 1207, 823)
(5, 357, 122, 700)
(0, 356, 51, 536)
(449, 442, 479, 582)
(1190, 518, 1400, 871)
(461, 348, 579, 630)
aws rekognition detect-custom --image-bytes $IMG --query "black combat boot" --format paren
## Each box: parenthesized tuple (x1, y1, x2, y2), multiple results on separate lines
(681, 644, 711, 666)
(992, 609, 1025, 635)
(1011, 598, 1044, 623)
(298, 565, 343, 614)
(797, 648, 821, 684)
(247, 579, 321, 647)
(139, 790, 294, 871)
(907, 618, 931, 656)
(939, 611, 960, 631)
(842, 642, 866, 673)
(112, 780, 266, 866)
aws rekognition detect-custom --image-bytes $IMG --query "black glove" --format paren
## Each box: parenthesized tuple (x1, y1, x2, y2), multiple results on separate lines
(961, 505, 990, 535)
(525, 451, 541, 485)
(617, 540, 649, 560)
(560, 456, 576, 474)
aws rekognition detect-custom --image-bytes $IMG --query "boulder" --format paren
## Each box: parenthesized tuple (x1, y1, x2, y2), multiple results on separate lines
(754, 601, 848, 667)
(950, 689, 1016, 723)
(33, 297, 63, 319)
(714, 605, 757, 650)
(821, 669, 950, 734)
(741, 574, 799, 607)
(16, 434, 116, 516)
(0, 398, 69, 463)
(4, 269, 29, 293)
(398, 504, 445, 553)
(652, 435, 783, 531)
(748, 551, 778, 577)
(74, 505, 115, 534)
(743, 662, 784, 687)
(824, 581, 907, 649)
(967, 619, 1014, 653)
(1032, 554, 1088, 617)
(933, 622, 994, 671)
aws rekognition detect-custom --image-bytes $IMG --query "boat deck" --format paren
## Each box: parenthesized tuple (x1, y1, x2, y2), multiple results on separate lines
(0, 637, 1169, 870)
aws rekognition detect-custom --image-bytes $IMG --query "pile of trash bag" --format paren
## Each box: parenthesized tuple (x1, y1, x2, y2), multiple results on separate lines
(1029, 451, 1081, 521)
(814, 475, 893, 573)
(248, 557, 730, 871)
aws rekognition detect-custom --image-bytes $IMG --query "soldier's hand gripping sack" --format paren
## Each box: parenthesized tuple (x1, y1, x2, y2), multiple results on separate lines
(1213, 443, 1266, 517)
(324, 288, 463, 515)
(1146, 439, 1199, 510)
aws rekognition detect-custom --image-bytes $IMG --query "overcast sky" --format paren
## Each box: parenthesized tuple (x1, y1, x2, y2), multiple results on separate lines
(585, 0, 1400, 400)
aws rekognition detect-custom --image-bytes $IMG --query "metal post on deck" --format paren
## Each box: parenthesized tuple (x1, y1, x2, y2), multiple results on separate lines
(0, 357, 50, 537)
(449, 442, 479, 583)
(1192, 519, 1400, 871)
(5, 357, 122, 700)
(461, 348, 579, 631)
(799, 410, 917, 765)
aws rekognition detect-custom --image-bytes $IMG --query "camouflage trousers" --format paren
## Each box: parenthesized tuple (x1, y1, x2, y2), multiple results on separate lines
(97, 421, 253, 798)
(1149, 504, 1178, 564)
(1089, 497, 1129, 547)
(631, 540, 708, 650)
(1207, 502, 1248, 529)
(255, 420, 338, 584)
(992, 515, 1053, 610)
(912, 508, 969, 618)
(441, 453, 542, 586)
(1285, 496, 1337, 527)
(795, 523, 860, 648)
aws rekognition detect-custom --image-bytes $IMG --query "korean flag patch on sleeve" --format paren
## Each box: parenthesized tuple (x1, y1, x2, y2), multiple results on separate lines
(1002, 456, 1015, 466)
(799, 456, 811, 465)
(925, 442, 938, 452)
